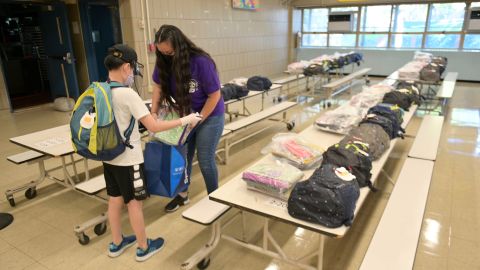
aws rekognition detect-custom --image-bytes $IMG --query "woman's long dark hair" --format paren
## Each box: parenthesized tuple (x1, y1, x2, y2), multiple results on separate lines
(154, 24, 216, 116)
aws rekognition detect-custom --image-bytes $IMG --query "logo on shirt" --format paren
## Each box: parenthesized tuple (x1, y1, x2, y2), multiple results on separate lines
(189, 79, 199, 93)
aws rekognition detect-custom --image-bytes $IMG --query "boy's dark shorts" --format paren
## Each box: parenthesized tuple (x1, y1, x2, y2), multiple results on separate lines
(103, 162, 147, 204)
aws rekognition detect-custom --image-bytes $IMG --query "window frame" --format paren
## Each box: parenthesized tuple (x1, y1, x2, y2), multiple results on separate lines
(299, 1, 476, 50)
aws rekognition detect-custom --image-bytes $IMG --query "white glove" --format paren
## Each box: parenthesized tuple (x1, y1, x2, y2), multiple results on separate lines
(180, 112, 202, 126)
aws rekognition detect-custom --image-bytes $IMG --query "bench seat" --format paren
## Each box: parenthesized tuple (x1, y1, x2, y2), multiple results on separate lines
(7, 150, 45, 164)
(360, 158, 435, 270)
(182, 196, 231, 225)
(408, 115, 444, 161)
(224, 101, 296, 132)
(75, 174, 106, 195)
(436, 72, 458, 99)
(322, 68, 371, 91)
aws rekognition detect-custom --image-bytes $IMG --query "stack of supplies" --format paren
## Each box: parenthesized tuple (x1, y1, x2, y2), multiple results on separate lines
(242, 162, 304, 200)
(266, 133, 324, 169)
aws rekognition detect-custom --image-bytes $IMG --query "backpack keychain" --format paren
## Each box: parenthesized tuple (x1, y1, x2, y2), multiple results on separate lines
(80, 111, 95, 129)
(335, 167, 356, 182)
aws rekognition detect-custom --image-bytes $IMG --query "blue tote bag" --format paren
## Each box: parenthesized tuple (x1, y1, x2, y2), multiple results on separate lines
(144, 113, 197, 198)
(144, 141, 189, 198)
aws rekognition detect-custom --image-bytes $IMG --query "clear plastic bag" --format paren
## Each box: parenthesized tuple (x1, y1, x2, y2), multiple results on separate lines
(242, 161, 304, 200)
(315, 104, 364, 134)
(349, 84, 393, 111)
(413, 51, 433, 63)
(262, 133, 324, 170)
(152, 108, 193, 146)
(287, 61, 311, 74)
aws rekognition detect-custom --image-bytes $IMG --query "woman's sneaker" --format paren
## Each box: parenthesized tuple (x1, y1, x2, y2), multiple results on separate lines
(108, 235, 136, 258)
(164, 194, 189, 212)
(136, 238, 165, 262)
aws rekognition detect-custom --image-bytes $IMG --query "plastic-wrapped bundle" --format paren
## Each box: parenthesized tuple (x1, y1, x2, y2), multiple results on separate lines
(413, 51, 433, 63)
(263, 133, 324, 170)
(310, 54, 335, 63)
(348, 84, 393, 112)
(315, 104, 364, 134)
(153, 109, 193, 146)
(228, 77, 248, 86)
(287, 61, 311, 74)
(242, 162, 304, 200)
(398, 61, 427, 81)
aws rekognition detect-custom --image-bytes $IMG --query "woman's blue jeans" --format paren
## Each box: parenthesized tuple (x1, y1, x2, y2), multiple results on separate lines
(183, 115, 224, 194)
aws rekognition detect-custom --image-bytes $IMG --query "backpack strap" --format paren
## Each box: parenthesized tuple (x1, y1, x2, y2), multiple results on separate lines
(107, 80, 136, 149)
(123, 117, 136, 149)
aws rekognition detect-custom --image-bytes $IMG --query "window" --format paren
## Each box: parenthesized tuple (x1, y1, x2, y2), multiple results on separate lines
(303, 8, 328, 32)
(300, 2, 474, 49)
(428, 3, 466, 31)
(390, 34, 423, 48)
(425, 34, 461, 49)
(359, 34, 388, 47)
(302, 34, 327, 47)
(329, 34, 356, 47)
(391, 4, 428, 32)
(360, 5, 392, 32)
(464, 34, 480, 49)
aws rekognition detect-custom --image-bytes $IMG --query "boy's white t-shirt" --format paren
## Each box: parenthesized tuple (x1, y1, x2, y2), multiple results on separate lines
(104, 86, 149, 166)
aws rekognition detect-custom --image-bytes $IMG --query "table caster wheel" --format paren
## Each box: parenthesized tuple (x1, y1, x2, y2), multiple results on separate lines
(94, 223, 107, 236)
(287, 122, 295, 131)
(197, 257, 210, 269)
(8, 197, 15, 207)
(78, 233, 90, 245)
(25, 188, 37, 199)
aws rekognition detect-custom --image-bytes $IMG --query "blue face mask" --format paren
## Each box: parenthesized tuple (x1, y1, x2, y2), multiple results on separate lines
(125, 74, 134, 87)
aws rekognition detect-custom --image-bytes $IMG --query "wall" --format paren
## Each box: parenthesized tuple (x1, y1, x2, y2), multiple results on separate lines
(297, 48, 480, 81)
(120, 0, 290, 98)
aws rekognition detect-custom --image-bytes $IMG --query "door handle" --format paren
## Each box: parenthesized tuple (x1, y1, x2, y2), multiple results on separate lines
(63, 52, 74, 64)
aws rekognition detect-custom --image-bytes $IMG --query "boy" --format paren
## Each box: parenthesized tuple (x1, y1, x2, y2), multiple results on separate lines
(103, 44, 201, 261)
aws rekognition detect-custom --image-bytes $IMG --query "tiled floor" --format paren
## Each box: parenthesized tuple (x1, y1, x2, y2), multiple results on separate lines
(0, 79, 479, 270)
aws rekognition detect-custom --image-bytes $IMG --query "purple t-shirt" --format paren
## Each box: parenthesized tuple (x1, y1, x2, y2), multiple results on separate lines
(152, 55, 224, 116)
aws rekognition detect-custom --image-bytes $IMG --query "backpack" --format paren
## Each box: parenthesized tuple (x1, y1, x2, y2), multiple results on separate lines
(382, 91, 412, 111)
(246, 76, 272, 91)
(360, 114, 397, 139)
(367, 104, 405, 138)
(397, 88, 423, 106)
(303, 63, 326, 77)
(221, 83, 249, 101)
(70, 82, 135, 161)
(322, 142, 374, 190)
(287, 164, 360, 228)
(342, 123, 390, 161)
(420, 63, 441, 82)
(395, 81, 420, 93)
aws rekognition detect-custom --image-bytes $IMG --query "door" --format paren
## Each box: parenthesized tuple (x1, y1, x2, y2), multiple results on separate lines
(79, 0, 122, 82)
(0, 3, 52, 110)
(39, 2, 80, 100)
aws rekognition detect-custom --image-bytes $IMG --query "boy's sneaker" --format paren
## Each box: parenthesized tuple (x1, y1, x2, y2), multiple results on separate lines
(136, 238, 165, 262)
(164, 194, 189, 212)
(108, 235, 136, 258)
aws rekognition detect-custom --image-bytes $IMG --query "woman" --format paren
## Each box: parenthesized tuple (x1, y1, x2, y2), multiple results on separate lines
(151, 25, 224, 212)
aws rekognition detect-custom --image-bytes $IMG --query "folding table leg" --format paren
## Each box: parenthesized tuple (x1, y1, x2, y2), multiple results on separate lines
(181, 222, 222, 270)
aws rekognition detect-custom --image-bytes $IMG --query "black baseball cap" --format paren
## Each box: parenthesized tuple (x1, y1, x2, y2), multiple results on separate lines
(108, 44, 144, 77)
